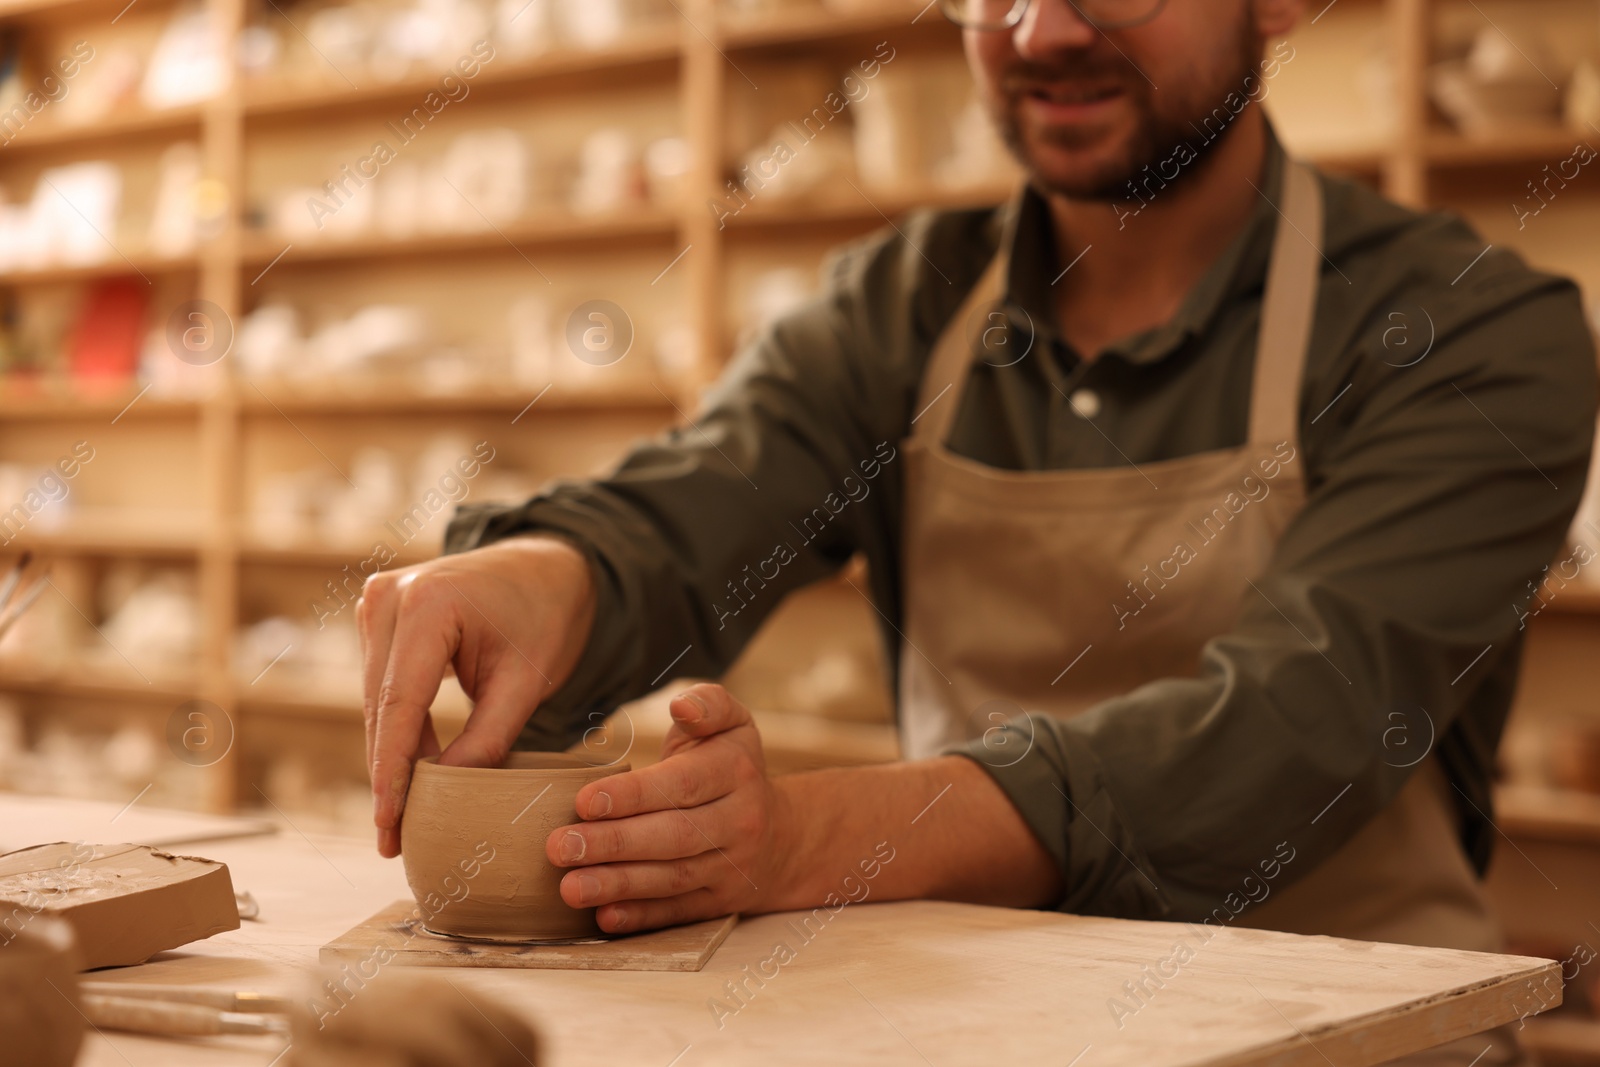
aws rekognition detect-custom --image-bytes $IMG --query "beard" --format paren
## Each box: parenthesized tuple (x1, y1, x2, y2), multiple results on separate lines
(985, 17, 1264, 201)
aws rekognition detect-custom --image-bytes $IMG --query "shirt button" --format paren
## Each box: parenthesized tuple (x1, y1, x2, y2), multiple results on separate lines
(1068, 388, 1101, 419)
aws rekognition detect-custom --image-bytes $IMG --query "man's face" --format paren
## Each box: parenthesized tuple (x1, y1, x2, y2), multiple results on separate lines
(967, 0, 1263, 200)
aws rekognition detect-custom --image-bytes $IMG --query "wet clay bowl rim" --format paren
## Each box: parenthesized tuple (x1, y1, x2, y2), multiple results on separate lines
(411, 751, 629, 778)
(402, 751, 629, 944)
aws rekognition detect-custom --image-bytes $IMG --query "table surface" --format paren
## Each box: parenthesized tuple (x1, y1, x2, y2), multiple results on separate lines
(51, 809, 1558, 1067)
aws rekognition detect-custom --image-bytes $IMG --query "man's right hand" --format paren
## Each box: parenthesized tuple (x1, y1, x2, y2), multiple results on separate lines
(357, 535, 597, 858)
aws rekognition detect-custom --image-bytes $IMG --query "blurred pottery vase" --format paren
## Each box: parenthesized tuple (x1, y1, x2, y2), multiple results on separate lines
(401, 752, 628, 941)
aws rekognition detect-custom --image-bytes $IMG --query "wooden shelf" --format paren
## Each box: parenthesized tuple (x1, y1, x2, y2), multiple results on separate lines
(238, 210, 678, 269)
(1426, 126, 1595, 167)
(0, 255, 198, 286)
(0, 662, 197, 702)
(0, 106, 203, 155)
(240, 680, 470, 722)
(719, 2, 952, 50)
(238, 379, 677, 415)
(241, 33, 682, 120)
(1498, 785, 1600, 847)
(5, 517, 206, 556)
(0, 384, 201, 420)
(237, 539, 436, 568)
(1544, 580, 1600, 617)
(726, 180, 1014, 231)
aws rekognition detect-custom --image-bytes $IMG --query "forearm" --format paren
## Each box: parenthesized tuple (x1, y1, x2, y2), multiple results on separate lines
(759, 756, 1062, 914)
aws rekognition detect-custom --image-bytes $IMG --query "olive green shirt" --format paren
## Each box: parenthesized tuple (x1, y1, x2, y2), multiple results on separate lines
(446, 132, 1597, 922)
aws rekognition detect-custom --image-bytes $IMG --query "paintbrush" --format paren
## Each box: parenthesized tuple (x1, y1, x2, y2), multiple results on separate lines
(80, 993, 289, 1037)
(0, 550, 29, 608)
(0, 554, 46, 641)
(79, 982, 293, 1014)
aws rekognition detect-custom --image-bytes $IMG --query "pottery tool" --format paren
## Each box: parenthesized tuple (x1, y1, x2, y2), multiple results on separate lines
(0, 551, 46, 640)
(80, 993, 288, 1038)
(322, 901, 737, 972)
(79, 982, 293, 1014)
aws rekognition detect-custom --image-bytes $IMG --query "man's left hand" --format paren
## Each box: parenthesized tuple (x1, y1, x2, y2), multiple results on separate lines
(546, 683, 789, 933)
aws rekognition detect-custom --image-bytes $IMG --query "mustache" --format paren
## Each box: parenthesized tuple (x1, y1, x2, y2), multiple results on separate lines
(998, 59, 1135, 94)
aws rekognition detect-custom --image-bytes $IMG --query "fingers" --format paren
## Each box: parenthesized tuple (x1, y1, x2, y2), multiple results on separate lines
(357, 568, 409, 773)
(548, 798, 746, 868)
(666, 683, 752, 740)
(370, 575, 459, 835)
(558, 852, 729, 910)
(437, 658, 551, 771)
(595, 888, 725, 935)
(573, 738, 744, 822)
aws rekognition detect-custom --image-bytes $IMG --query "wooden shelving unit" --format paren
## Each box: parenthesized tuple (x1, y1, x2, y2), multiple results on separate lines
(0, 0, 1593, 818)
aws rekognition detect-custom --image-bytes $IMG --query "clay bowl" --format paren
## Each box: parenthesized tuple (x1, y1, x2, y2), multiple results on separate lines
(400, 752, 629, 942)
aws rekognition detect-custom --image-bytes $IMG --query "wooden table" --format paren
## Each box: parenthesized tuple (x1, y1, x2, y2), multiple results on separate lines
(63, 820, 1558, 1067)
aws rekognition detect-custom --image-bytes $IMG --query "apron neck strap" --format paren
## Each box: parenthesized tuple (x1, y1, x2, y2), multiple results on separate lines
(1249, 159, 1323, 448)
(909, 161, 1325, 453)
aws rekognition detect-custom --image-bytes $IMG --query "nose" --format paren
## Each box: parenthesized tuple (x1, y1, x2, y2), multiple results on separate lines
(1013, 0, 1101, 59)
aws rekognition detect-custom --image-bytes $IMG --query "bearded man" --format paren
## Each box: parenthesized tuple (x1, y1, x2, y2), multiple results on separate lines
(361, 4, 1597, 1063)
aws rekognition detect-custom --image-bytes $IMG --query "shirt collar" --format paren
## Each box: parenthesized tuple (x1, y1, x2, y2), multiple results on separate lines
(997, 123, 1288, 366)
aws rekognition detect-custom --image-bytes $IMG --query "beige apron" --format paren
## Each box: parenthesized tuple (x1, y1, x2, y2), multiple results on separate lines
(897, 163, 1506, 968)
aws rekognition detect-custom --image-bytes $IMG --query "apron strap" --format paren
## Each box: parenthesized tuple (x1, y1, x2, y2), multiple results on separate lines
(909, 161, 1325, 452)
(1249, 160, 1323, 447)
(910, 253, 1006, 447)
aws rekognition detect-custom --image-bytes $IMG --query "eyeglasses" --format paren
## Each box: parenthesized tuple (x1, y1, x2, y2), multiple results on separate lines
(938, 0, 1169, 32)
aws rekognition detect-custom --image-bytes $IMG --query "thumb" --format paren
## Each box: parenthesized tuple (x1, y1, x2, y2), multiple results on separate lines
(667, 684, 750, 739)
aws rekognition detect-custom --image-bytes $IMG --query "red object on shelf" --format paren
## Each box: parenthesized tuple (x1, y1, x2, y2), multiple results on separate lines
(67, 278, 148, 381)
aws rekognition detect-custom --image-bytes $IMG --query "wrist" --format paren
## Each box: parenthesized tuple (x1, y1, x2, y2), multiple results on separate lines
(760, 776, 815, 913)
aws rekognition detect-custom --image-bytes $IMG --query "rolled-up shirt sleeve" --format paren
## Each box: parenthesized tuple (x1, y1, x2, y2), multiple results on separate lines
(950, 276, 1597, 921)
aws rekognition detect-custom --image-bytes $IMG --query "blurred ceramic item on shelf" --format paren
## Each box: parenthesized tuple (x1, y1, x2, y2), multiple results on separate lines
(653, 321, 695, 383)
(270, 185, 328, 241)
(439, 128, 527, 229)
(305, 5, 376, 77)
(1430, 27, 1563, 137)
(330, 304, 428, 371)
(412, 434, 474, 501)
(142, 5, 231, 108)
(741, 267, 813, 345)
(67, 278, 146, 380)
(643, 136, 691, 206)
(935, 96, 1017, 190)
(508, 296, 553, 384)
(570, 128, 644, 215)
(147, 143, 203, 257)
(322, 447, 402, 544)
(99, 569, 199, 669)
(375, 162, 425, 239)
(237, 304, 303, 378)
(103, 725, 160, 787)
(371, 0, 491, 81)
(415, 347, 485, 394)
(250, 472, 315, 545)
(853, 58, 969, 191)
(24, 162, 122, 267)
(736, 122, 850, 199)
(1567, 60, 1600, 133)
(495, 0, 551, 58)
(555, 0, 623, 48)
(238, 25, 282, 75)
(55, 47, 141, 126)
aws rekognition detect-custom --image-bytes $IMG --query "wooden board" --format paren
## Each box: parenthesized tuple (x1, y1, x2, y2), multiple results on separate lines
(320, 899, 737, 972)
